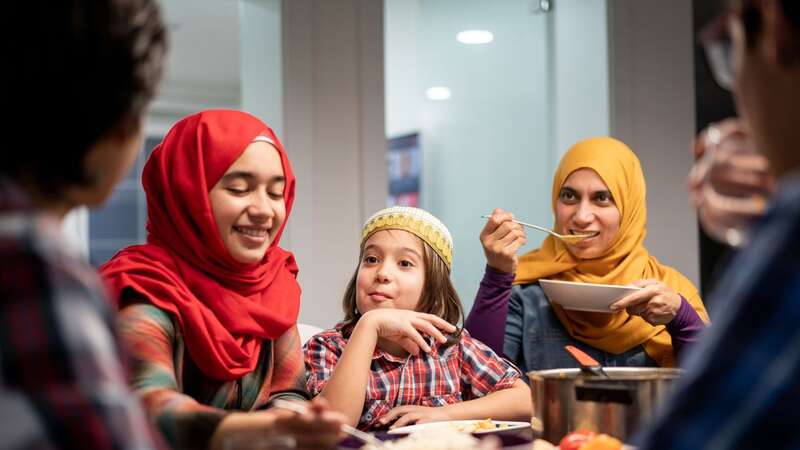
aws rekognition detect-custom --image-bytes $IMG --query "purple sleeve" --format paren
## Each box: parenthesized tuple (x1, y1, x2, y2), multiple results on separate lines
(666, 296, 707, 356)
(464, 265, 516, 355)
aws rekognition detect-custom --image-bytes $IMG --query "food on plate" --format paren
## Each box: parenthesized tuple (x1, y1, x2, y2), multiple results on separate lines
(453, 419, 505, 433)
(362, 429, 480, 450)
(389, 419, 518, 435)
(558, 430, 623, 450)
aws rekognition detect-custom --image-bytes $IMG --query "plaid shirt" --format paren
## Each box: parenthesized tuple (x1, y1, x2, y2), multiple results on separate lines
(304, 325, 521, 431)
(635, 173, 800, 450)
(0, 179, 160, 450)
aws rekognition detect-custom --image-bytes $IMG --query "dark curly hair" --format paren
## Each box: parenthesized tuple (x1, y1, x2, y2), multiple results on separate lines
(339, 233, 464, 343)
(0, 0, 167, 196)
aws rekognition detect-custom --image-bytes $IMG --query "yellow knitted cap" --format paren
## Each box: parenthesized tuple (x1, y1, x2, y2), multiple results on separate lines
(361, 206, 453, 269)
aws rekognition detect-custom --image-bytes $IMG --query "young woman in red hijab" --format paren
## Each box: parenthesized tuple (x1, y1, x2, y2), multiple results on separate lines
(101, 110, 344, 450)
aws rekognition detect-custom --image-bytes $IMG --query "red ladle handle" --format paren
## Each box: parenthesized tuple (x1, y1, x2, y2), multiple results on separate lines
(565, 345, 601, 368)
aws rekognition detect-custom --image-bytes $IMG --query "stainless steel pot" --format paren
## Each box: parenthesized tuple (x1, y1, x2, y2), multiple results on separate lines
(527, 367, 682, 443)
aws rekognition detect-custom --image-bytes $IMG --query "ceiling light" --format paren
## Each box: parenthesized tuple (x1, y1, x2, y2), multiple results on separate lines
(426, 87, 451, 100)
(456, 30, 493, 45)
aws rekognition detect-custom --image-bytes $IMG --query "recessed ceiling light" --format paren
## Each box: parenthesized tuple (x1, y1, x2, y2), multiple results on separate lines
(456, 30, 493, 45)
(426, 87, 451, 100)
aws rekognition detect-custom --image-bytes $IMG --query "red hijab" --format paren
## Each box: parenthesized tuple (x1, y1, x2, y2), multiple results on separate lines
(100, 109, 300, 381)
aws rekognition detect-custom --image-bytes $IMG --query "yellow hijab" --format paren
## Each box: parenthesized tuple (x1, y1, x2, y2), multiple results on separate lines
(515, 137, 708, 367)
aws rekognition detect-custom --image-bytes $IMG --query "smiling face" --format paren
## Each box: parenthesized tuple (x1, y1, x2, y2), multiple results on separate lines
(555, 168, 621, 259)
(209, 141, 286, 264)
(355, 229, 426, 315)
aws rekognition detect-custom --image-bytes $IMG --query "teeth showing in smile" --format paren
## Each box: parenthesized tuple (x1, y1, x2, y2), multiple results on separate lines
(235, 226, 268, 238)
(570, 230, 600, 238)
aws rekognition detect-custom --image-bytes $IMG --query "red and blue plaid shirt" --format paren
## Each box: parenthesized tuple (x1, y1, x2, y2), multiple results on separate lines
(304, 325, 521, 430)
(0, 178, 161, 450)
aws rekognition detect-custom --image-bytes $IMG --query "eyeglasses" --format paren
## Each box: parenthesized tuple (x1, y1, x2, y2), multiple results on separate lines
(700, 11, 734, 91)
(700, 0, 762, 91)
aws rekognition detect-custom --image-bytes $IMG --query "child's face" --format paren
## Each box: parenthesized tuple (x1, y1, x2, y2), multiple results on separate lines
(356, 229, 426, 315)
(209, 141, 286, 264)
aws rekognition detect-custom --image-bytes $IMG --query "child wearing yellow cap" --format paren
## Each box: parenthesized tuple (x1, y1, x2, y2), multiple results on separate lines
(303, 206, 532, 430)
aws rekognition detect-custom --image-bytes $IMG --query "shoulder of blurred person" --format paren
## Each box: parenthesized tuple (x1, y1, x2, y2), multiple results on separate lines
(634, 169, 800, 450)
(635, 1, 800, 448)
(0, 177, 164, 449)
(0, 0, 167, 448)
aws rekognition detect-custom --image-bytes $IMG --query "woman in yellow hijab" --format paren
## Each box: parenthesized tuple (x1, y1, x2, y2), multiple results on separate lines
(464, 137, 709, 370)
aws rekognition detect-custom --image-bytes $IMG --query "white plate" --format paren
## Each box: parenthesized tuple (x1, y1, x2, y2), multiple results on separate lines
(539, 279, 641, 313)
(387, 420, 532, 436)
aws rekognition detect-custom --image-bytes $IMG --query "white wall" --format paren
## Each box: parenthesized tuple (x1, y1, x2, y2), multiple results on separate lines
(384, 0, 421, 138)
(282, 0, 387, 328)
(149, 0, 241, 134)
(551, 0, 610, 161)
(62, 208, 89, 261)
(609, 0, 699, 286)
(240, 1, 283, 138)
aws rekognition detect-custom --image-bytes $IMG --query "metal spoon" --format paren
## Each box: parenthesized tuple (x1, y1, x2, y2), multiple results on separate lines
(271, 399, 383, 447)
(480, 215, 598, 244)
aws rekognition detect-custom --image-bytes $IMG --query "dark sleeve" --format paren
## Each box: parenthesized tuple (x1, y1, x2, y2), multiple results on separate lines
(665, 296, 707, 356)
(0, 248, 162, 450)
(464, 265, 516, 354)
(635, 241, 800, 449)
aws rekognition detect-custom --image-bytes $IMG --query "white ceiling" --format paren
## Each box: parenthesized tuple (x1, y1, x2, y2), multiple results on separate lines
(159, 0, 241, 88)
(149, 0, 243, 128)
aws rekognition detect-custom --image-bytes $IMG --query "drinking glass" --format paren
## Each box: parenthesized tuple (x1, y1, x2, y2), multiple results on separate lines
(688, 120, 774, 247)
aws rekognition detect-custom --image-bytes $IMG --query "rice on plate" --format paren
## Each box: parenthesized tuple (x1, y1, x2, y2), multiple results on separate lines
(362, 429, 481, 450)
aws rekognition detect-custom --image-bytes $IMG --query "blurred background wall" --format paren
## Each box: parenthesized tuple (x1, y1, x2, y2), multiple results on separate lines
(71, 0, 699, 328)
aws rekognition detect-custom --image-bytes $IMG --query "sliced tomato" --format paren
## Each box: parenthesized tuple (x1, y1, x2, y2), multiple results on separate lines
(558, 430, 596, 450)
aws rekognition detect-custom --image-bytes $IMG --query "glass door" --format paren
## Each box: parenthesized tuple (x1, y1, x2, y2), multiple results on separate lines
(385, 0, 557, 307)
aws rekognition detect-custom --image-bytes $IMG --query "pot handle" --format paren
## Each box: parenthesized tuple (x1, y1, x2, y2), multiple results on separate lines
(575, 383, 635, 404)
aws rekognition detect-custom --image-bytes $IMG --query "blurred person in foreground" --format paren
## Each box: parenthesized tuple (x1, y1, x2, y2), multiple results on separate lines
(635, 0, 800, 448)
(0, 1, 167, 448)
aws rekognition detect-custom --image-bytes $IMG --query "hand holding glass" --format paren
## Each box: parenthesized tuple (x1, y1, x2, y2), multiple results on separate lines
(688, 118, 774, 247)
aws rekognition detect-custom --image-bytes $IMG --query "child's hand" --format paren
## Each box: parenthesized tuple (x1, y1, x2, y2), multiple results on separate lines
(480, 208, 526, 274)
(359, 309, 456, 354)
(380, 405, 453, 428)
